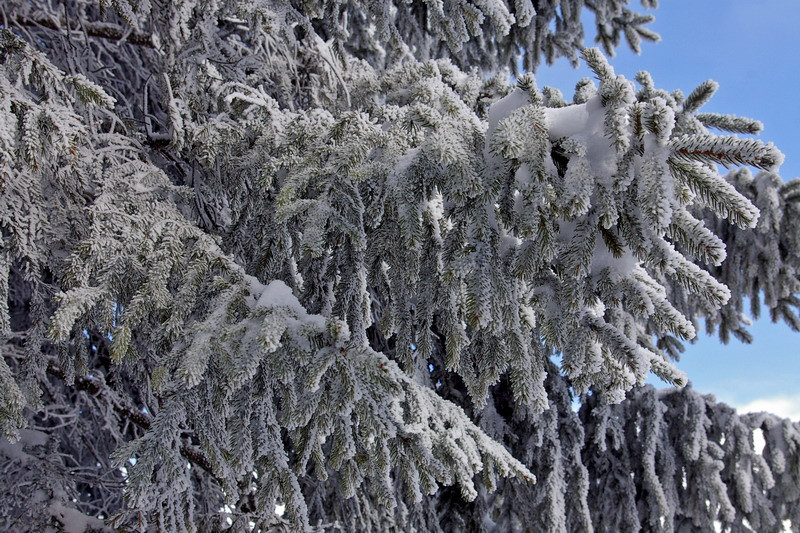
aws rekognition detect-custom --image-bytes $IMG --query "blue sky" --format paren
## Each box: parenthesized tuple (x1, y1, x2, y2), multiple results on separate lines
(536, 1, 800, 416)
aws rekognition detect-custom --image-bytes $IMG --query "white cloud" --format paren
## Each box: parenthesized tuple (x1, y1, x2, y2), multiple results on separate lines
(734, 394, 800, 421)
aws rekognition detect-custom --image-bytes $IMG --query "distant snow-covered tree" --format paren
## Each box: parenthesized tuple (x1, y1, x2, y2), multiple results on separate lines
(1, 0, 799, 531)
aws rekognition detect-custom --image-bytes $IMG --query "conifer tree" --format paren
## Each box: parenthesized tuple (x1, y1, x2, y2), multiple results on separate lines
(1, 1, 799, 531)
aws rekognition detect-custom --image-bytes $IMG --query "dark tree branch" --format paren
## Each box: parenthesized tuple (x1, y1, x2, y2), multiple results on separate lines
(12, 15, 155, 48)
(45, 363, 215, 477)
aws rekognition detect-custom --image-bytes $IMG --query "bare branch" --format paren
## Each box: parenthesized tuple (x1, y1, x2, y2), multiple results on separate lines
(12, 14, 155, 48)
(45, 363, 215, 476)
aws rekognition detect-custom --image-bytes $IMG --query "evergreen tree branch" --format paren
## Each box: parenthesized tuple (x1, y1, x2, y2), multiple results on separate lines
(44, 363, 216, 478)
(11, 15, 155, 48)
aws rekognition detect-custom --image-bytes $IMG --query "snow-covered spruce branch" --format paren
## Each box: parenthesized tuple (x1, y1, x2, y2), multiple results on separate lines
(2, 1, 800, 531)
(37, 121, 533, 529)
(695, 112, 764, 135)
(580, 385, 800, 532)
(670, 133, 783, 172)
